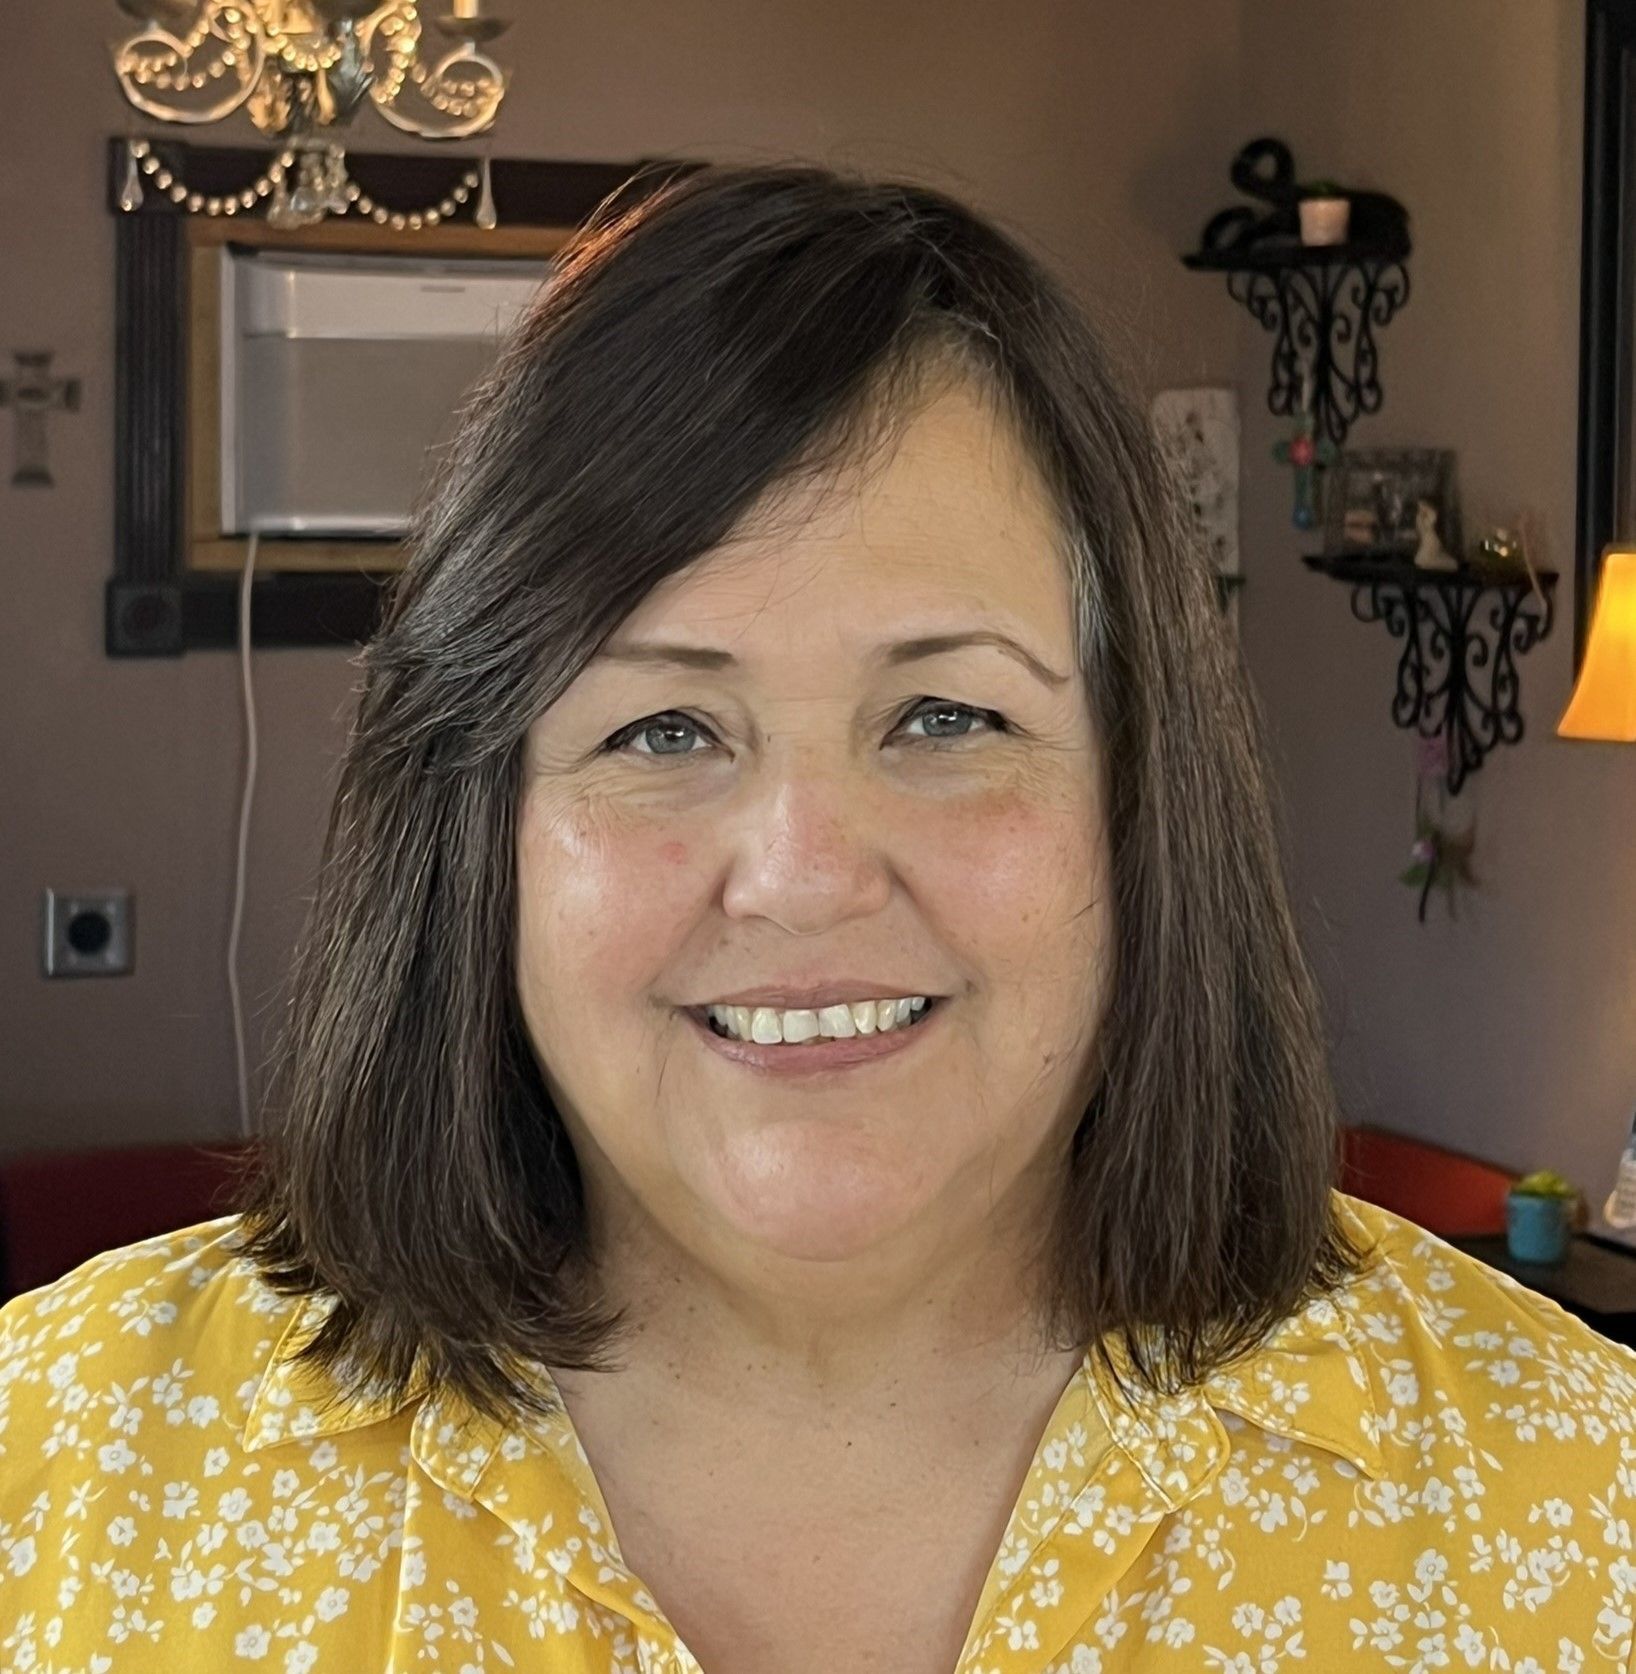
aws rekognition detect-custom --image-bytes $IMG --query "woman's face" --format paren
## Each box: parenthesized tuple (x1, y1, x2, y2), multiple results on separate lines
(516, 376, 1113, 1280)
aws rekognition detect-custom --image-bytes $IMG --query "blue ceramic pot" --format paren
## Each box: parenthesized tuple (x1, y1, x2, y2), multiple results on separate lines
(1506, 1191, 1571, 1263)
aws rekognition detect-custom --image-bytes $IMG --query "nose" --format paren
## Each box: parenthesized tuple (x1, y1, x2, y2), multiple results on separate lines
(718, 756, 893, 934)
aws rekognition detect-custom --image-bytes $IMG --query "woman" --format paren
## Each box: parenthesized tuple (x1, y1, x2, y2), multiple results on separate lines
(3, 162, 1633, 1674)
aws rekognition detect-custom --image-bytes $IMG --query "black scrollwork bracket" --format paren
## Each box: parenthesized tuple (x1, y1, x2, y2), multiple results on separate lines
(1182, 137, 1412, 448)
(1302, 555, 1558, 796)
(1182, 249, 1412, 450)
(1226, 257, 1410, 448)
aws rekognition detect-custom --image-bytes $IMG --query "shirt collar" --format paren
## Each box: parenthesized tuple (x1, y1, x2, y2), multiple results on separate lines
(1101, 1278, 1386, 1494)
(240, 1198, 1386, 1644)
(241, 1289, 577, 1496)
(242, 1287, 648, 1635)
(241, 1259, 1384, 1484)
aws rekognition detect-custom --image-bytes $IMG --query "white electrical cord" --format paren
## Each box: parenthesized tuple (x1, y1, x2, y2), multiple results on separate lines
(228, 530, 260, 1138)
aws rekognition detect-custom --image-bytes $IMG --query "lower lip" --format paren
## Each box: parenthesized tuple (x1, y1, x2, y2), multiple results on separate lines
(681, 1000, 946, 1075)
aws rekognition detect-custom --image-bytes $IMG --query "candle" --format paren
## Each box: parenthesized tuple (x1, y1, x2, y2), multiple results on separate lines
(452, 0, 479, 15)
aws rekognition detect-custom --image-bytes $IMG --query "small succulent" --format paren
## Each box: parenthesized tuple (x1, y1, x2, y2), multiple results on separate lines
(1510, 1170, 1578, 1199)
(1300, 179, 1345, 199)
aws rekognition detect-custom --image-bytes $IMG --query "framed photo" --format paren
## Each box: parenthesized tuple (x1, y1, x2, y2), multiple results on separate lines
(1323, 447, 1461, 560)
(1151, 386, 1240, 578)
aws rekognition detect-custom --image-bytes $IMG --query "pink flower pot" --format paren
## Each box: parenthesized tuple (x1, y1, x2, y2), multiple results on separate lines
(1299, 198, 1350, 246)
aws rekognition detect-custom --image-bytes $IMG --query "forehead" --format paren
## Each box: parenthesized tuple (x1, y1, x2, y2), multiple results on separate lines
(615, 376, 1075, 651)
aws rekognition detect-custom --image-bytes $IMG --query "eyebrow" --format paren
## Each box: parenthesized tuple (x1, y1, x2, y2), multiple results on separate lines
(592, 630, 1072, 690)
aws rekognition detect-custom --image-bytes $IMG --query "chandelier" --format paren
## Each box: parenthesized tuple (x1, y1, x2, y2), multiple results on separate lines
(110, 1, 513, 228)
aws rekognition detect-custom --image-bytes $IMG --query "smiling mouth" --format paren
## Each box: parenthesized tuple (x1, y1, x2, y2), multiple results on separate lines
(690, 996, 944, 1042)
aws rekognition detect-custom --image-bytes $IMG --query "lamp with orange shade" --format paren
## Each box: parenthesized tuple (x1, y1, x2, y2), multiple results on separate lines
(1558, 548, 1636, 1231)
(1558, 548, 1636, 741)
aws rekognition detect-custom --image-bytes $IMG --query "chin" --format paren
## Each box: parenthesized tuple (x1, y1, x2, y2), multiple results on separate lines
(737, 1211, 911, 1265)
(703, 1135, 934, 1264)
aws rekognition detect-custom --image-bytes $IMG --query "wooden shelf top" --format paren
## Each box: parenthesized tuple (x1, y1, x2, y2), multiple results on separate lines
(1450, 1232, 1636, 1322)
(1302, 553, 1558, 588)
(1181, 236, 1411, 274)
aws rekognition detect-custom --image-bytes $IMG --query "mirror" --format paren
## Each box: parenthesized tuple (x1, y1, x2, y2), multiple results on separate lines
(1575, 0, 1636, 668)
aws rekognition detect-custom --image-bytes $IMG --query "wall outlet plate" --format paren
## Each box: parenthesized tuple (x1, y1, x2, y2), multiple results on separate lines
(43, 888, 133, 977)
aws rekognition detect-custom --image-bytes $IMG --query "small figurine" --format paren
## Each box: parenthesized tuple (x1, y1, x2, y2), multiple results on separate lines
(1411, 499, 1458, 571)
(1473, 526, 1525, 572)
(1473, 520, 1549, 609)
(1272, 369, 1337, 528)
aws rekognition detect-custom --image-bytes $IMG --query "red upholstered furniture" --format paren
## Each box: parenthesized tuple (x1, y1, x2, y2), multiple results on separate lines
(0, 1125, 1516, 1304)
(0, 1139, 260, 1303)
(1337, 1123, 1517, 1238)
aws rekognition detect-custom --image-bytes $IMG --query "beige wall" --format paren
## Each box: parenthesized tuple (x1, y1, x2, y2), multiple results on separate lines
(11, 4, 1631, 1239)
(1237, 0, 1636, 1239)
(0, 2, 1242, 1148)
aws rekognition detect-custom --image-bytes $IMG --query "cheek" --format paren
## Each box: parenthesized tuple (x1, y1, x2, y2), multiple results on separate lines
(923, 788, 1111, 1108)
(923, 785, 1106, 961)
(516, 798, 704, 1015)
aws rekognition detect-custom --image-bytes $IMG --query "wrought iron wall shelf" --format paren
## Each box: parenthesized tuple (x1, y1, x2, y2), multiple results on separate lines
(1183, 241, 1411, 449)
(1302, 553, 1557, 795)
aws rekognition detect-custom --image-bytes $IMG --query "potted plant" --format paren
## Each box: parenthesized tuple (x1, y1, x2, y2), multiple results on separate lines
(1505, 1170, 1581, 1264)
(1298, 180, 1350, 246)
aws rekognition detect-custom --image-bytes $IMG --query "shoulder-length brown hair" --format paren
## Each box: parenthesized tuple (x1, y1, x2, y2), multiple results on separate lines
(230, 159, 1375, 1432)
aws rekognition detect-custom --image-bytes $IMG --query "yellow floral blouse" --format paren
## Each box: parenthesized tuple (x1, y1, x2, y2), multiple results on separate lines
(1, 1189, 1634, 1673)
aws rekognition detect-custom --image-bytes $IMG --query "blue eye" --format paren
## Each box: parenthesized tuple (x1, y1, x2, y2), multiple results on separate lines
(601, 699, 1006, 760)
(603, 712, 714, 758)
(899, 698, 1006, 744)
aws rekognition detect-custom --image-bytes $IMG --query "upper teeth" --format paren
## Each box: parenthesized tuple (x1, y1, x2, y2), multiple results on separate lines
(705, 996, 929, 1043)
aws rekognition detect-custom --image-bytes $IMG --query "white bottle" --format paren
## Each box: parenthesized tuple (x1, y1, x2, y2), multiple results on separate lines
(1604, 1112, 1636, 1231)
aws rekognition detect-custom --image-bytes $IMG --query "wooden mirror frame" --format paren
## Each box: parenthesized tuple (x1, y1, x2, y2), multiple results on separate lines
(1575, 0, 1636, 669)
(106, 138, 696, 655)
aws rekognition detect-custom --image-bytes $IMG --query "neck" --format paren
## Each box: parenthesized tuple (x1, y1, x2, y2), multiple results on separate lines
(569, 1166, 1077, 1421)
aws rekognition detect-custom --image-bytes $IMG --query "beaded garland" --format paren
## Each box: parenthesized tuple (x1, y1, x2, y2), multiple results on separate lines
(119, 136, 494, 231)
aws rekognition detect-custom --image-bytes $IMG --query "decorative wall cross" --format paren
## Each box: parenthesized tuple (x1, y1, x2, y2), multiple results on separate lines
(0, 350, 82, 487)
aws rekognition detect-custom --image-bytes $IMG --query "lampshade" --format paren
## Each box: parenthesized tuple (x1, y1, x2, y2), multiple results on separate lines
(1557, 549, 1636, 741)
